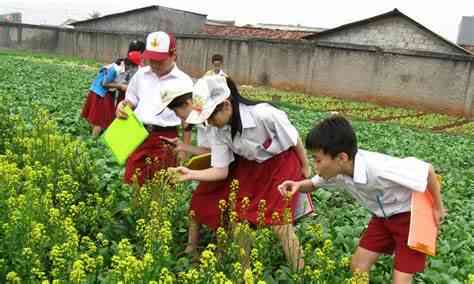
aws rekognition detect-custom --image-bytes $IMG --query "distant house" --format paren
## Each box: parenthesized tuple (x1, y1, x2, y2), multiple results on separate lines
(303, 9, 471, 56)
(0, 13, 22, 23)
(201, 23, 314, 40)
(60, 19, 78, 29)
(70, 5, 207, 34)
(206, 19, 236, 26)
(250, 23, 325, 33)
(457, 16, 474, 54)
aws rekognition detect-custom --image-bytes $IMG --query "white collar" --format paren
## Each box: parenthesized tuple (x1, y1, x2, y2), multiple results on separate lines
(352, 150, 368, 184)
(239, 104, 257, 129)
(143, 63, 179, 79)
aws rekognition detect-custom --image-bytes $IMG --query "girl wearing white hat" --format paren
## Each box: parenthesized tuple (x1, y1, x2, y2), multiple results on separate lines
(171, 75, 312, 270)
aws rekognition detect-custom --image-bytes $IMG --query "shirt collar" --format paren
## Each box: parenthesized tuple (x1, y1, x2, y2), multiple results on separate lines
(239, 104, 257, 129)
(353, 150, 368, 184)
(143, 64, 179, 79)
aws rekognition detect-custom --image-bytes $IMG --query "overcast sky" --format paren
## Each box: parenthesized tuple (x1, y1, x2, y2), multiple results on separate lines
(1, 0, 473, 42)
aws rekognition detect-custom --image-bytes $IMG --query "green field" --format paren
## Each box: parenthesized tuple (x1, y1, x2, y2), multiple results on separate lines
(0, 52, 473, 283)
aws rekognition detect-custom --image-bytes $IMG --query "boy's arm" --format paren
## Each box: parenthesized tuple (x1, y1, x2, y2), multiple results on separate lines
(278, 177, 318, 197)
(297, 179, 317, 192)
(116, 75, 138, 119)
(427, 164, 446, 226)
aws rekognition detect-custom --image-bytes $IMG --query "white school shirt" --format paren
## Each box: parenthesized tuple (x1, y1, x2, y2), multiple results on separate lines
(209, 103, 298, 168)
(196, 124, 212, 148)
(125, 65, 193, 126)
(311, 149, 430, 218)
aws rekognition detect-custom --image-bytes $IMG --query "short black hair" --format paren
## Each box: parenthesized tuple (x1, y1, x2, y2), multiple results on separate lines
(128, 40, 146, 53)
(211, 54, 223, 62)
(305, 115, 357, 159)
(168, 93, 192, 110)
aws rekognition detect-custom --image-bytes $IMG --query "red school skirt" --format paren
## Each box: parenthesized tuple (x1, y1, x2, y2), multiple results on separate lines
(124, 129, 178, 186)
(189, 179, 230, 230)
(81, 91, 115, 129)
(231, 148, 303, 226)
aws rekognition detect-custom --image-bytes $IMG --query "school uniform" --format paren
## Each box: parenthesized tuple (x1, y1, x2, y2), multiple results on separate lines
(207, 103, 312, 226)
(311, 149, 431, 273)
(186, 124, 231, 229)
(81, 63, 121, 128)
(123, 64, 193, 185)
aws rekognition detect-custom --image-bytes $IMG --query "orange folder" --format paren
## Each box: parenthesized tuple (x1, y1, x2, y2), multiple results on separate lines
(408, 178, 441, 256)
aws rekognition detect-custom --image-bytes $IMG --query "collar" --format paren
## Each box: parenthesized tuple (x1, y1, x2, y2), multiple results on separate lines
(352, 150, 368, 184)
(239, 103, 257, 129)
(143, 63, 179, 79)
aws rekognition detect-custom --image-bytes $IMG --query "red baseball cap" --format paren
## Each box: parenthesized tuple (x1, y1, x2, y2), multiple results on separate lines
(142, 31, 176, 61)
(127, 51, 142, 66)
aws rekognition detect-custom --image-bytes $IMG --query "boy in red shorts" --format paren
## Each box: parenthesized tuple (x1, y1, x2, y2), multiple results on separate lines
(278, 115, 446, 283)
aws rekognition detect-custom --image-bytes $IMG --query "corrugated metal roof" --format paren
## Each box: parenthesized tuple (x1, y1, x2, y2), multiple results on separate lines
(457, 16, 474, 45)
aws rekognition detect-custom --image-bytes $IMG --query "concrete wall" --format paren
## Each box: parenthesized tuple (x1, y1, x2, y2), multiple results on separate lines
(316, 17, 464, 55)
(1, 22, 473, 118)
(72, 7, 206, 34)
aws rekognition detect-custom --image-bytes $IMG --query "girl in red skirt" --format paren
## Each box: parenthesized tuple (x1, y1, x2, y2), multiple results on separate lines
(172, 75, 312, 270)
(81, 61, 123, 137)
(156, 84, 228, 259)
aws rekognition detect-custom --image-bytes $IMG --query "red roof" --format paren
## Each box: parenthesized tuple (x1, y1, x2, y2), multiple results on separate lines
(201, 24, 313, 40)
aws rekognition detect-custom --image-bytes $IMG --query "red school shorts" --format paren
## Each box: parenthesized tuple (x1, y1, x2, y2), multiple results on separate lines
(359, 212, 426, 274)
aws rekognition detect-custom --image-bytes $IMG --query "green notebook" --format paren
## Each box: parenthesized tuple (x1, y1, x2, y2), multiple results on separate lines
(101, 106, 149, 165)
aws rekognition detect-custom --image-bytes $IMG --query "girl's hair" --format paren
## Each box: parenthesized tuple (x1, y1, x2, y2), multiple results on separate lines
(128, 40, 146, 53)
(211, 77, 268, 139)
(168, 93, 193, 110)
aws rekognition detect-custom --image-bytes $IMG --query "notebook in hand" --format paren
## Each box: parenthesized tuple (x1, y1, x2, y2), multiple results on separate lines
(101, 106, 149, 165)
(186, 153, 211, 170)
(295, 192, 315, 220)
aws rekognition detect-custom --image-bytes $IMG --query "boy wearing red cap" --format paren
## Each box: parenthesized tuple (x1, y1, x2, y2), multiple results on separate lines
(116, 31, 193, 185)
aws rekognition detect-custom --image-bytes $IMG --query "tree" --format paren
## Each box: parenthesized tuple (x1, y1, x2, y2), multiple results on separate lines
(88, 11, 101, 19)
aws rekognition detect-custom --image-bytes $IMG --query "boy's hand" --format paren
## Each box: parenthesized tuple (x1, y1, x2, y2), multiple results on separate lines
(433, 206, 447, 227)
(278, 181, 301, 198)
(116, 100, 133, 119)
